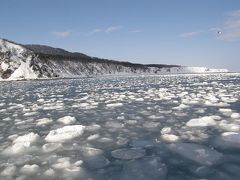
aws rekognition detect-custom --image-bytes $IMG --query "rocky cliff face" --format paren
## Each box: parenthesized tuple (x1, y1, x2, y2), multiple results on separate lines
(0, 38, 228, 81)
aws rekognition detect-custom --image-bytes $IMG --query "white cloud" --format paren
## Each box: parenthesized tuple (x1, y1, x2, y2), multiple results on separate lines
(105, 26, 122, 33)
(90, 29, 103, 34)
(52, 31, 71, 38)
(179, 31, 201, 38)
(89, 26, 122, 35)
(217, 10, 240, 41)
(130, 30, 142, 33)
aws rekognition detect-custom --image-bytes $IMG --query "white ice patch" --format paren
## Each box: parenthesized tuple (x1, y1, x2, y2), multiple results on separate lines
(218, 121, 240, 132)
(43, 168, 55, 176)
(36, 118, 53, 126)
(13, 132, 40, 144)
(45, 125, 85, 142)
(161, 134, 180, 143)
(20, 164, 40, 175)
(42, 143, 63, 153)
(173, 104, 189, 110)
(86, 124, 101, 131)
(161, 127, 172, 135)
(106, 103, 123, 107)
(231, 113, 240, 119)
(167, 143, 222, 166)
(1, 165, 17, 176)
(186, 116, 216, 127)
(52, 157, 71, 169)
(57, 116, 76, 125)
(2, 132, 40, 155)
(87, 134, 100, 141)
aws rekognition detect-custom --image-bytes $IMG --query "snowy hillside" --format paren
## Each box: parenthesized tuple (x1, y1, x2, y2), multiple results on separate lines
(0, 38, 228, 80)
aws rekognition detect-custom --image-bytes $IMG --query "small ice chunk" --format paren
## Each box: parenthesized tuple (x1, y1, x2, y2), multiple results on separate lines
(42, 143, 62, 153)
(1, 165, 17, 176)
(231, 113, 240, 119)
(167, 143, 222, 166)
(161, 134, 179, 143)
(125, 120, 138, 125)
(2, 142, 35, 155)
(87, 134, 100, 141)
(186, 116, 216, 127)
(161, 127, 172, 135)
(3, 132, 40, 155)
(173, 104, 189, 110)
(86, 124, 101, 131)
(8, 134, 18, 140)
(13, 132, 40, 144)
(219, 108, 232, 113)
(74, 160, 83, 166)
(43, 168, 55, 176)
(111, 148, 145, 160)
(36, 118, 53, 126)
(106, 103, 123, 107)
(52, 158, 71, 169)
(45, 125, 85, 142)
(57, 116, 76, 125)
(20, 164, 40, 174)
(219, 122, 240, 132)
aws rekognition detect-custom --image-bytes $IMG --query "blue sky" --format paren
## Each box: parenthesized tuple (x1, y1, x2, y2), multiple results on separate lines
(1, 0, 240, 71)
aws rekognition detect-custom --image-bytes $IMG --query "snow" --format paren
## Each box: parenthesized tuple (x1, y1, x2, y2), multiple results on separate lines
(111, 148, 146, 160)
(186, 116, 216, 127)
(45, 125, 85, 142)
(0, 38, 230, 81)
(8, 56, 38, 80)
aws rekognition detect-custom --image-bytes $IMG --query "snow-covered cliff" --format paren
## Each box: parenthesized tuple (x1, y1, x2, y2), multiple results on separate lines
(0, 38, 228, 81)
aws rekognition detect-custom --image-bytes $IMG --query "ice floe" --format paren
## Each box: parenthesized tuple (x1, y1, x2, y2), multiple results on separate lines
(45, 125, 85, 142)
(167, 143, 223, 166)
(186, 116, 216, 127)
(57, 116, 76, 125)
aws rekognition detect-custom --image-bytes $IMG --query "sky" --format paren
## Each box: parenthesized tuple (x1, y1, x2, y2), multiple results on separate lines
(0, 0, 240, 71)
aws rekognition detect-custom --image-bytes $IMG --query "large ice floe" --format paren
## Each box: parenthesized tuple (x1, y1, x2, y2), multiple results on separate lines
(0, 73, 240, 180)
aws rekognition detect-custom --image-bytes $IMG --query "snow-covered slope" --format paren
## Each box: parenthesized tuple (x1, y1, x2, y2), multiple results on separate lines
(0, 38, 228, 81)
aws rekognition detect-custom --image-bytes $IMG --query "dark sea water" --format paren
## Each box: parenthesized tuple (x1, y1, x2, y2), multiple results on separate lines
(0, 73, 240, 180)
